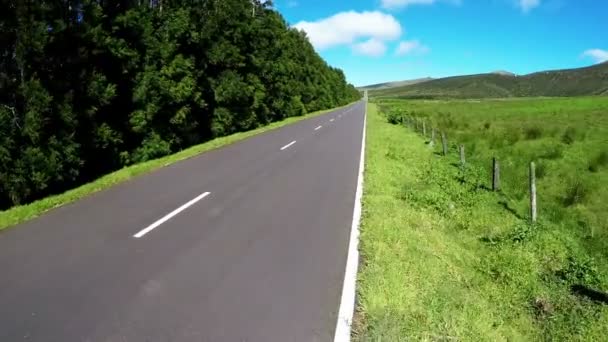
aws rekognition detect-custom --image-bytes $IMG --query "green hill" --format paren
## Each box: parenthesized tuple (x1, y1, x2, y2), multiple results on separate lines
(358, 77, 433, 90)
(371, 62, 608, 98)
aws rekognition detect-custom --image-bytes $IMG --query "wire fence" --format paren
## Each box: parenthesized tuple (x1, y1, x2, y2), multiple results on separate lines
(397, 113, 543, 223)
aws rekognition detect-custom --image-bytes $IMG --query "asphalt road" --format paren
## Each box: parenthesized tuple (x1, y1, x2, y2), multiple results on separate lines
(0, 101, 366, 342)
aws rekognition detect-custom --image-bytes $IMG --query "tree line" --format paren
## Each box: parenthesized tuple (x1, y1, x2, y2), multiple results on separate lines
(0, 0, 360, 209)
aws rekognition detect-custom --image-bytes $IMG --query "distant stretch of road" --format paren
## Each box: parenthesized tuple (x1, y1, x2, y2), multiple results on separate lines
(0, 101, 366, 342)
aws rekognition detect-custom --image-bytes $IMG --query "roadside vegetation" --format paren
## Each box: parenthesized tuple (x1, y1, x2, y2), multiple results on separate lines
(356, 99, 608, 340)
(0, 0, 360, 212)
(0, 103, 352, 231)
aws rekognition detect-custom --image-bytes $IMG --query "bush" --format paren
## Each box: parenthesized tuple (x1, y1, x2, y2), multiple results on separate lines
(556, 256, 601, 286)
(288, 95, 307, 117)
(488, 131, 505, 149)
(588, 150, 608, 172)
(504, 127, 521, 145)
(488, 128, 521, 149)
(509, 222, 537, 243)
(536, 161, 547, 179)
(524, 126, 543, 140)
(562, 179, 589, 207)
(131, 133, 172, 163)
(437, 112, 456, 130)
(386, 110, 403, 125)
(561, 127, 577, 145)
(540, 144, 564, 160)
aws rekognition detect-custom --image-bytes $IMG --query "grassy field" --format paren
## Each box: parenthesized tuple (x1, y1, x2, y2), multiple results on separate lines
(0, 103, 355, 231)
(355, 99, 608, 340)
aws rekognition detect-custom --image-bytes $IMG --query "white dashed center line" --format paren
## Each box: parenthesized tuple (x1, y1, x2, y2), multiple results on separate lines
(133, 192, 211, 238)
(280, 140, 297, 151)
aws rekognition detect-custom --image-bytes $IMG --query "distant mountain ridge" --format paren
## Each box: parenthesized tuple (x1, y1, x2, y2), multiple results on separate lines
(491, 70, 516, 76)
(358, 77, 433, 90)
(369, 62, 608, 98)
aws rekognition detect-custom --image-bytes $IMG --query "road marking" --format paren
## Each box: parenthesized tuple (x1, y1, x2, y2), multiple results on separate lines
(315, 125, 322, 131)
(133, 192, 211, 238)
(280, 140, 296, 150)
(333, 101, 366, 342)
(330, 118, 335, 122)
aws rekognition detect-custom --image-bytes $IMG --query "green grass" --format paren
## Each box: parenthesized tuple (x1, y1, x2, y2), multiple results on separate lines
(370, 62, 608, 99)
(355, 100, 608, 340)
(0, 103, 355, 231)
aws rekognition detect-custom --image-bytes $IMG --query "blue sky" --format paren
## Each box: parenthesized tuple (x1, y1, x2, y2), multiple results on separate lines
(274, 0, 608, 86)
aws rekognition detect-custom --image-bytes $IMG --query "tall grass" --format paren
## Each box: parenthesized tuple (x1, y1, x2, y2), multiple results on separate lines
(378, 96, 608, 237)
(356, 98, 608, 340)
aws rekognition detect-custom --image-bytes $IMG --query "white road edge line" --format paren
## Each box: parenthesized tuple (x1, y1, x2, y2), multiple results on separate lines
(315, 125, 323, 131)
(334, 100, 366, 342)
(280, 140, 296, 151)
(133, 192, 211, 238)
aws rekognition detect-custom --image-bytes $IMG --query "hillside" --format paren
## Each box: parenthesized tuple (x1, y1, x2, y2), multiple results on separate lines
(358, 98, 608, 340)
(371, 62, 608, 98)
(358, 77, 433, 90)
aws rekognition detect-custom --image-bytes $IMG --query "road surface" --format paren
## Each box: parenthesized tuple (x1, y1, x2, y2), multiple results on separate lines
(0, 101, 366, 342)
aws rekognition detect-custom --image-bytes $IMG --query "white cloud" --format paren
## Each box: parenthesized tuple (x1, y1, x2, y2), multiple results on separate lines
(381, 0, 435, 9)
(293, 11, 402, 50)
(517, 0, 540, 13)
(582, 49, 608, 64)
(353, 39, 387, 57)
(395, 40, 429, 55)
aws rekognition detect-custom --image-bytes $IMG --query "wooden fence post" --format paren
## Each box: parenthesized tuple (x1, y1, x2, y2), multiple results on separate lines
(492, 157, 500, 191)
(429, 128, 435, 147)
(459, 145, 465, 166)
(422, 121, 427, 137)
(530, 162, 537, 223)
(441, 132, 448, 156)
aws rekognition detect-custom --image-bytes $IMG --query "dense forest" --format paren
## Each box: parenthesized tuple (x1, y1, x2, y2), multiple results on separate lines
(0, 0, 360, 209)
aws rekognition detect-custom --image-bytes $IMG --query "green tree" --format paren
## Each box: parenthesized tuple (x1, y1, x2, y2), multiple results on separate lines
(0, 0, 360, 209)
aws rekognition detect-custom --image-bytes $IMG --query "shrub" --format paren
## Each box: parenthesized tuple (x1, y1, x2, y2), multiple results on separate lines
(524, 126, 543, 140)
(540, 144, 563, 160)
(588, 150, 608, 172)
(489, 128, 522, 149)
(488, 131, 505, 149)
(437, 112, 456, 130)
(288, 95, 307, 117)
(535, 161, 547, 179)
(386, 110, 403, 125)
(131, 133, 172, 163)
(509, 222, 537, 243)
(556, 256, 600, 286)
(561, 127, 577, 145)
(504, 127, 521, 145)
(562, 179, 589, 207)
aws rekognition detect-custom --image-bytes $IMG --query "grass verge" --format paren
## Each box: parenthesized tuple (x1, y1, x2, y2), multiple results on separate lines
(0, 103, 354, 231)
(354, 103, 608, 340)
